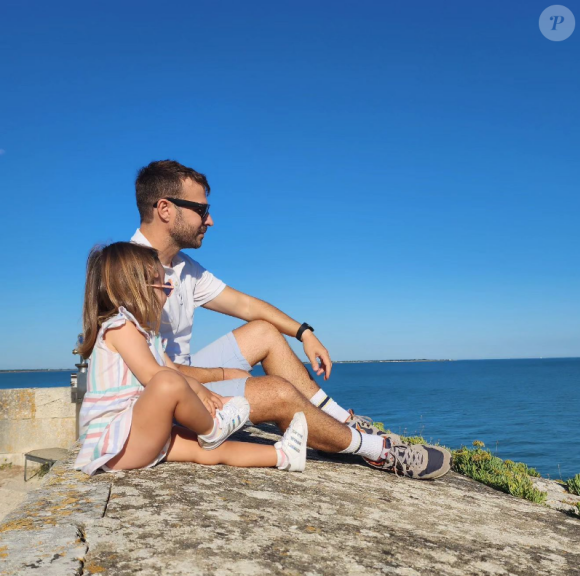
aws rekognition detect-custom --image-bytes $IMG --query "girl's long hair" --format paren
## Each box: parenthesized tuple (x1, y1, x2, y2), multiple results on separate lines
(78, 242, 164, 358)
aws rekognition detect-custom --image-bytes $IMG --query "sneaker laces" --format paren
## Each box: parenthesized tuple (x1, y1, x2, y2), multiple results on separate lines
(280, 421, 298, 445)
(386, 444, 425, 477)
(280, 420, 304, 453)
(347, 410, 373, 425)
(217, 404, 241, 435)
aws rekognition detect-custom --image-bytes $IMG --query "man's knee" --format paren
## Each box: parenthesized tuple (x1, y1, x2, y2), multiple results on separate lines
(245, 320, 284, 343)
(247, 375, 305, 407)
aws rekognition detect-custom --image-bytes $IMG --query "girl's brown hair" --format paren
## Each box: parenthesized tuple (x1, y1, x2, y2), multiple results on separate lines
(78, 242, 164, 358)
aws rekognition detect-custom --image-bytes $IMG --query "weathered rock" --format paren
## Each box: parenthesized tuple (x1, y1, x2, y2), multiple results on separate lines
(532, 477, 580, 516)
(1, 425, 579, 575)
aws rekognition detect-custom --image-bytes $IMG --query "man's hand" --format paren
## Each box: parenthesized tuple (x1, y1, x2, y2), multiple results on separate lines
(302, 331, 332, 380)
(196, 388, 224, 417)
(222, 368, 252, 380)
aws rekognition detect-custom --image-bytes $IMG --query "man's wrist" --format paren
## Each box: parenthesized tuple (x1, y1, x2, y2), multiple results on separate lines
(296, 322, 315, 342)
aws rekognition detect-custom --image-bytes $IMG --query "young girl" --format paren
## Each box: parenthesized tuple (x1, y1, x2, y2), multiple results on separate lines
(74, 242, 308, 476)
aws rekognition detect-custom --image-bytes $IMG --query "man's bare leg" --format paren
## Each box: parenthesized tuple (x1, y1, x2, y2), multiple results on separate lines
(233, 320, 321, 398)
(244, 375, 351, 453)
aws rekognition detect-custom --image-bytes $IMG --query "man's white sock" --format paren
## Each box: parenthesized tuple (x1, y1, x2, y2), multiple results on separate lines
(339, 428, 385, 461)
(310, 389, 350, 423)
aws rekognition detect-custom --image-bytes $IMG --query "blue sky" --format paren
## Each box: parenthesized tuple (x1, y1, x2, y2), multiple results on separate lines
(1, 0, 578, 369)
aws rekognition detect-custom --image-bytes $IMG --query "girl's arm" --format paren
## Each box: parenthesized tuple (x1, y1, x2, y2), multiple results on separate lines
(105, 322, 168, 385)
(164, 353, 225, 415)
(105, 323, 224, 415)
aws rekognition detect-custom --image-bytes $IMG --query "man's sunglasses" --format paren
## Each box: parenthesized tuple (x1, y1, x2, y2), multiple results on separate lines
(153, 197, 210, 220)
(148, 279, 175, 297)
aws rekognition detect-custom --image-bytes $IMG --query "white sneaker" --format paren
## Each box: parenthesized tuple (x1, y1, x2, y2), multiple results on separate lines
(275, 411, 308, 472)
(198, 396, 250, 450)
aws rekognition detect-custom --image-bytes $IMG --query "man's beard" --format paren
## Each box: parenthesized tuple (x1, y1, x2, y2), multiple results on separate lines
(169, 210, 207, 250)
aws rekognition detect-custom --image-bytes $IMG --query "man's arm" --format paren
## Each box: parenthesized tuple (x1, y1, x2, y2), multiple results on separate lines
(174, 364, 223, 385)
(172, 363, 250, 383)
(203, 286, 332, 379)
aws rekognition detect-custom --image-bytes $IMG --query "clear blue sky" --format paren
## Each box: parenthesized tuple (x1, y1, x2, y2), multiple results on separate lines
(1, 0, 578, 369)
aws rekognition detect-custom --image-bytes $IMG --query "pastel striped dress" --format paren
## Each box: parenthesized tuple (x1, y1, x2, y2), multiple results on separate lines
(74, 307, 170, 475)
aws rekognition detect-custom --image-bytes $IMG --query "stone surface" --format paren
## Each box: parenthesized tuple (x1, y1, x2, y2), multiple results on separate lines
(0, 389, 35, 421)
(532, 477, 580, 516)
(1, 425, 580, 575)
(0, 465, 46, 523)
(0, 388, 76, 466)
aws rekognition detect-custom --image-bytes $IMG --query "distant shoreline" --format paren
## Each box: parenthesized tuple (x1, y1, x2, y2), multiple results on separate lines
(0, 369, 74, 374)
(2, 358, 578, 373)
(331, 359, 453, 364)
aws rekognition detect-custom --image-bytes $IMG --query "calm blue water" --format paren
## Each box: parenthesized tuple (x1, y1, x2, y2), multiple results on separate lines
(308, 358, 580, 479)
(2, 359, 579, 478)
(0, 371, 73, 389)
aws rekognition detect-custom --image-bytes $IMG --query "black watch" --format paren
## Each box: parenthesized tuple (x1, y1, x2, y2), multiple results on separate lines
(296, 323, 314, 342)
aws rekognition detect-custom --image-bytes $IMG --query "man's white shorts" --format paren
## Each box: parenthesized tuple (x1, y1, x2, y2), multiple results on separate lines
(189, 332, 252, 397)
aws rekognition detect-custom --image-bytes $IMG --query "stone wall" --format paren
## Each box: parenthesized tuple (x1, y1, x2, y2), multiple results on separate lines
(0, 388, 77, 466)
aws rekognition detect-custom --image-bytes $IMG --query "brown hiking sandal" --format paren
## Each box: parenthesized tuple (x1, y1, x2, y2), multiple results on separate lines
(364, 437, 452, 480)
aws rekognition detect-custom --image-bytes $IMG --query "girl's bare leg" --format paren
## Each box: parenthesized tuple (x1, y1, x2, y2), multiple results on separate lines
(107, 370, 215, 471)
(167, 426, 277, 468)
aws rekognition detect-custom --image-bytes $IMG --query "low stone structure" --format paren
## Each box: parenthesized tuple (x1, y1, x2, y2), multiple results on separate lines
(0, 388, 77, 467)
(1, 424, 579, 575)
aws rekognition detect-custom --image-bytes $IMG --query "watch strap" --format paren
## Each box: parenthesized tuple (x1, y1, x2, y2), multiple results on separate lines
(296, 323, 314, 342)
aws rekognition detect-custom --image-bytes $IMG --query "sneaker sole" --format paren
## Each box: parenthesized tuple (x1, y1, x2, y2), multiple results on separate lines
(364, 452, 452, 480)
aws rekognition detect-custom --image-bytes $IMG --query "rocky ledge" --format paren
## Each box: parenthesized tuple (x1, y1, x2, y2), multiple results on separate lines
(1, 424, 579, 575)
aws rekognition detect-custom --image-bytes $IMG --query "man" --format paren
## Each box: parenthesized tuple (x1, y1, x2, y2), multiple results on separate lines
(130, 160, 450, 479)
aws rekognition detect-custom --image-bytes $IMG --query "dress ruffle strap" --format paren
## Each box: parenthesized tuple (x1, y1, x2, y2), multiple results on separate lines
(98, 306, 152, 346)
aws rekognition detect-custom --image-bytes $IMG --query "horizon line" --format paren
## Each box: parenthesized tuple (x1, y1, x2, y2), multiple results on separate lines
(2, 356, 580, 372)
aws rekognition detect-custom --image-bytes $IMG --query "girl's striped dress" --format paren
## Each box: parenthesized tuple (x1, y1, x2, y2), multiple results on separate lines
(74, 307, 170, 475)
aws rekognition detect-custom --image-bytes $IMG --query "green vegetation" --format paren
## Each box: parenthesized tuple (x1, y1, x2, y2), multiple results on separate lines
(37, 462, 52, 478)
(566, 473, 580, 496)
(373, 422, 427, 445)
(452, 441, 546, 504)
(0, 459, 13, 471)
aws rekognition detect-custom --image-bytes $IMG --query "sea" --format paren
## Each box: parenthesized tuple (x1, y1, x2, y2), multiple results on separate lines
(2, 358, 579, 479)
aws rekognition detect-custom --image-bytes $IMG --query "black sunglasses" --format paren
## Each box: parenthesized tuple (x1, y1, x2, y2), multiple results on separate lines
(153, 197, 210, 220)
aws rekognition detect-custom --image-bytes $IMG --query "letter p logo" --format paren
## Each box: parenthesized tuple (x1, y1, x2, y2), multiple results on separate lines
(550, 15, 565, 30)
(540, 5, 575, 41)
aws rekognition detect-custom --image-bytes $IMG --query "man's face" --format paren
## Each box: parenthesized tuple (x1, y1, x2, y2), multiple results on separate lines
(169, 178, 214, 250)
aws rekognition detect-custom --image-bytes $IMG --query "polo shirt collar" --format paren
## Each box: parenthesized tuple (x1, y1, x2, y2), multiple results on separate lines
(132, 228, 187, 276)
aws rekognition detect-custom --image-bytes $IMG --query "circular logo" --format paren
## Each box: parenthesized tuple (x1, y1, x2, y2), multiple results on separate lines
(539, 5, 575, 41)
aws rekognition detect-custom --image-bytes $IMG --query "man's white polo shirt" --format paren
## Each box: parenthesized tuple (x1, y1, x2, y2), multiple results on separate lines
(131, 229, 226, 365)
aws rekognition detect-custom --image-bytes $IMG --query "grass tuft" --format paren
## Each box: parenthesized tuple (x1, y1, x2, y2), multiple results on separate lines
(452, 443, 546, 504)
(567, 474, 580, 496)
(399, 435, 426, 445)
(37, 463, 52, 478)
(373, 422, 427, 445)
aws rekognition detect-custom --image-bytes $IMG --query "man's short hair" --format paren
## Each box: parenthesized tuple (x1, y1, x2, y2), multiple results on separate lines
(135, 160, 211, 223)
